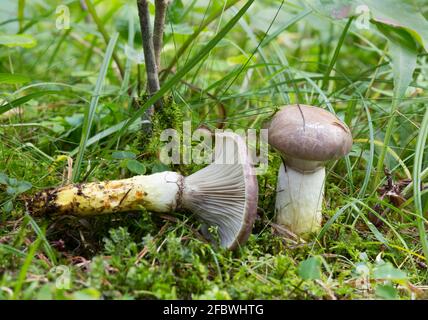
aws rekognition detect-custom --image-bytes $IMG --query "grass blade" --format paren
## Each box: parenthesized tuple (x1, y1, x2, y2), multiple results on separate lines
(322, 17, 354, 90)
(0, 90, 76, 115)
(372, 29, 418, 190)
(357, 101, 375, 198)
(27, 214, 57, 265)
(84, 0, 124, 78)
(72, 32, 119, 182)
(260, 8, 312, 47)
(69, 119, 145, 157)
(161, 0, 241, 81)
(413, 106, 428, 262)
(0, 243, 26, 258)
(12, 237, 42, 299)
(317, 201, 355, 239)
(119, 6, 135, 97)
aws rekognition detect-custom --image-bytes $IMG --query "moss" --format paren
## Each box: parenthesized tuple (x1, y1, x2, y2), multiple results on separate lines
(137, 95, 183, 161)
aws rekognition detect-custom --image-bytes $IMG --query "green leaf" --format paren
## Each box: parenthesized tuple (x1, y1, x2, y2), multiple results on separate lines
(13, 237, 42, 298)
(72, 288, 101, 300)
(298, 256, 322, 280)
(112, 151, 137, 160)
(2, 177, 31, 195)
(65, 113, 85, 127)
(40, 121, 65, 134)
(126, 160, 146, 175)
(0, 73, 30, 85)
(0, 172, 8, 185)
(168, 0, 185, 24)
(6, 186, 16, 195)
(375, 284, 398, 300)
(0, 34, 37, 48)
(373, 263, 407, 281)
(15, 181, 32, 194)
(363, 0, 428, 51)
(36, 285, 53, 300)
(375, 23, 417, 98)
(3, 200, 14, 213)
(8, 178, 17, 186)
(71, 71, 95, 77)
(307, 0, 428, 51)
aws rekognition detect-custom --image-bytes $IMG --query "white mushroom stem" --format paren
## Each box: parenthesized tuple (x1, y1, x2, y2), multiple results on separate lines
(275, 162, 325, 236)
(27, 172, 182, 216)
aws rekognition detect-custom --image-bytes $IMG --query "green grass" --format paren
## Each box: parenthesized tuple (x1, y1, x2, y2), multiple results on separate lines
(0, 0, 428, 300)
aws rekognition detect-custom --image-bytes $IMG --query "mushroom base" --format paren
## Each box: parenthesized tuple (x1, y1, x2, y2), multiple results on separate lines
(27, 172, 182, 216)
(275, 162, 325, 236)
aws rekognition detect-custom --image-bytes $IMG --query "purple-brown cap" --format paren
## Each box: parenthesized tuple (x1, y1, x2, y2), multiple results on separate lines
(268, 105, 353, 172)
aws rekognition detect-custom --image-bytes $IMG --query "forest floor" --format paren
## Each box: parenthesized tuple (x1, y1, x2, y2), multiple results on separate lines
(1, 0, 428, 300)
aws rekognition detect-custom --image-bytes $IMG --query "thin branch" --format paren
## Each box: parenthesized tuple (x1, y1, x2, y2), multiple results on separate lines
(137, 0, 162, 111)
(153, 0, 169, 70)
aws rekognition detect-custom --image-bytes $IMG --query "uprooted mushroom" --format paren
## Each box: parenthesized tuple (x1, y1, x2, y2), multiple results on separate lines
(26, 132, 258, 250)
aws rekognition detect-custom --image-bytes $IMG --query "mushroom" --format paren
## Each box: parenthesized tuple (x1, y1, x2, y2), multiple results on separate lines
(26, 132, 258, 250)
(267, 105, 352, 236)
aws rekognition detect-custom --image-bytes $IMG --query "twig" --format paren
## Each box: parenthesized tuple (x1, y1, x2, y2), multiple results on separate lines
(137, 0, 162, 112)
(153, 0, 169, 70)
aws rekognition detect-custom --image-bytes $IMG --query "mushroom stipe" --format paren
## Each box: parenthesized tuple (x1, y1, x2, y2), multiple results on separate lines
(26, 132, 258, 250)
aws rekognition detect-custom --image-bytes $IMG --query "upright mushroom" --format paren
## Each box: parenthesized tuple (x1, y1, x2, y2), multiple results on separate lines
(27, 132, 258, 250)
(267, 105, 352, 236)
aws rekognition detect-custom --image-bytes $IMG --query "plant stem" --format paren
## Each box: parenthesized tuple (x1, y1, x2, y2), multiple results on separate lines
(153, 0, 169, 70)
(18, 0, 25, 32)
(137, 0, 162, 112)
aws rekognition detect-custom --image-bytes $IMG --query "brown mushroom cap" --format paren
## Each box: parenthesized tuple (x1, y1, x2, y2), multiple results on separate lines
(268, 105, 353, 171)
